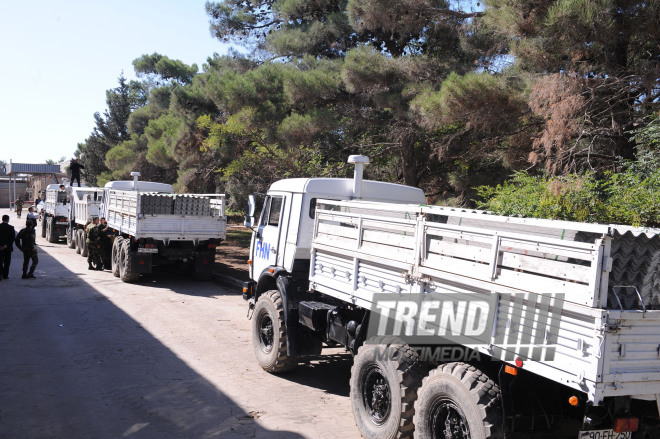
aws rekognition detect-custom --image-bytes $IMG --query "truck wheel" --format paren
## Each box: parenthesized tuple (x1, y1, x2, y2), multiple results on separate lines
(119, 239, 139, 283)
(67, 227, 76, 249)
(413, 362, 501, 439)
(252, 290, 298, 373)
(76, 229, 83, 254)
(41, 217, 47, 238)
(80, 232, 88, 258)
(111, 237, 124, 277)
(351, 338, 424, 439)
(47, 218, 58, 243)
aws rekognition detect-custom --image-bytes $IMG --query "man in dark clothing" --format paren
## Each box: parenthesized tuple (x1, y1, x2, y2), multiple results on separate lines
(98, 217, 112, 269)
(15, 219, 38, 279)
(70, 158, 84, 187)
(86, 217, 102, 270)
(0, 215, 15, 279)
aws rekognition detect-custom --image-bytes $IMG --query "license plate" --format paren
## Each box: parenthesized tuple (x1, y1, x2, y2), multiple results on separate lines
(578, 430, 632, 439)
(137, 248, 158, 253)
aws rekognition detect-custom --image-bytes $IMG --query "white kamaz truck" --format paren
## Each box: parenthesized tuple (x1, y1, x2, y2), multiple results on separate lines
(104, 173, 227, 283)
(242, 156, 660, 439)
(42, 184, 72, 243)
(65, 187, 105, 258)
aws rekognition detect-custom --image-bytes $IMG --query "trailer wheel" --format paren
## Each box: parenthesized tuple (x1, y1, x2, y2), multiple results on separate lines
(67, 226, 76, 249)
(350, 338, 424, 439)
(252, 290, 298, 373)
(47, 218, 58, 243)
(41, 216, 47, 238)
(75, 229, 83, 254)
(119, 239, 139, 283)
(111, 237, 124, 277)
(413, 362, 501, 439)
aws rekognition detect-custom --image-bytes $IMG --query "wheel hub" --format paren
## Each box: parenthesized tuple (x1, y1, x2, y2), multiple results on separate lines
(362, 366, 391, 425)
(259, 315, 274, 353)
(431, 399, 470, 439)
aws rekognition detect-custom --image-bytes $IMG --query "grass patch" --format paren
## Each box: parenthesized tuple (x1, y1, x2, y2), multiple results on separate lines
(226, 228, 253, 248)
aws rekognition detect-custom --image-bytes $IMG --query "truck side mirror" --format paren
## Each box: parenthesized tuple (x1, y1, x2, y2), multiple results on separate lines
(244, 195, 256, 228)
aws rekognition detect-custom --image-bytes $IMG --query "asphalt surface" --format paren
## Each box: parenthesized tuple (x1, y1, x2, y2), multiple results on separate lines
(0, 209, 360, 439)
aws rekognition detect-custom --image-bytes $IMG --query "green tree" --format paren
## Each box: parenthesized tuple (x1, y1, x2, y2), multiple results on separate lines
(77, 74, 137, 186)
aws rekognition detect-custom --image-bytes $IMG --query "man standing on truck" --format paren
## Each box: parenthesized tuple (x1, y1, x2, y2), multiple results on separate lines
(86, 217, 102, 270)
(69, 158, 84, 187)
(14, 196, 24, 218)
(15, 219, 38, 279)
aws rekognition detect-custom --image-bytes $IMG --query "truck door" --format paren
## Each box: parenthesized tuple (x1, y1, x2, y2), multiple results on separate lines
(252, 194, 285, 278)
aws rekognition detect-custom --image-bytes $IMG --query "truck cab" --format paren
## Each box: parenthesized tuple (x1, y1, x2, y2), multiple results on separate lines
(244, 156, 426, 299)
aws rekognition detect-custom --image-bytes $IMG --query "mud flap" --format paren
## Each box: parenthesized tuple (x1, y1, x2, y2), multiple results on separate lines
(195, 250, 214, 272)
(131, 252, 152, 273)
(276, 276, 323, 357)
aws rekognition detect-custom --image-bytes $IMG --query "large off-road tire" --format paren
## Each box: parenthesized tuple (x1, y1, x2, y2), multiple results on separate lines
(413, 362, 502, 439)
(80, 232, 88, 258)
(41, 216, 47, 238)
(351, 337, 425, 439)
(47, 218, 58, 243)
(111, 237, 124, 277)
(119, 239, 139, 283)
(252, 290, 298, 373)
(76, 229, 83, 254)
(67, 226, 76, 249)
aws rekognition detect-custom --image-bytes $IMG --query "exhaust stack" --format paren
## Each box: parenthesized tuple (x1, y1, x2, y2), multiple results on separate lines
(131, 172, 141, 191)
(347, 155, 369, 199)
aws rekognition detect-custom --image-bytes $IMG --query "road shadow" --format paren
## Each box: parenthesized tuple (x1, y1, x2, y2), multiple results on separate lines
(0, 246, 305, 439)
(285, 352, 354, 397)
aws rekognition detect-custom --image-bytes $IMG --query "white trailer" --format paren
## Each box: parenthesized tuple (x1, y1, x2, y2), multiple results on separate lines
(65, 187, 105, 258)
(242, 156, 660, 439)
(103, 174, 227, 282)
(42, 183, 73, 243)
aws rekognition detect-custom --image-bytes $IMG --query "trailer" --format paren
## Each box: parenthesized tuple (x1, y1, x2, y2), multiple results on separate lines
(42, 184, 72, 243)
(103, 173, 227, 282)
(65, 187, 104, 259)
(242, 156, 660, 439)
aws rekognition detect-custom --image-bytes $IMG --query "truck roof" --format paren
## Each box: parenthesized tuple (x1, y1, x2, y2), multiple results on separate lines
(47, 183, 86, 191)
(269, 178, 426, 204)
(104, 180, 174, 193)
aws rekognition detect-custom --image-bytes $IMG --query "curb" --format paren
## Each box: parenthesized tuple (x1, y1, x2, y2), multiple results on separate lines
(212, 272, 245, 289)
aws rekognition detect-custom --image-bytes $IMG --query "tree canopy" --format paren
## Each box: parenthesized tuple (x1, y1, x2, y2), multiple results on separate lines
(74, 1, 659, 222)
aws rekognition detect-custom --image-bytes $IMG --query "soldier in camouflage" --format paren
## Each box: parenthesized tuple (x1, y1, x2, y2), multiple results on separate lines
(15, 197, 24, 218)
(86, 217, 103, 270)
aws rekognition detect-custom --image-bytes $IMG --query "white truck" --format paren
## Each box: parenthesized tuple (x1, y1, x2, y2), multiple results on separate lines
(242, 156, 660, 439)
(65, 187, 105, 258)
(104, 173, 227, 282)
(42, 184, 72, 243)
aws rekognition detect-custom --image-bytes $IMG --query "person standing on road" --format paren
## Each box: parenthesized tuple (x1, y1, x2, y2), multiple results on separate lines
(86, 217, 103, 270)
(15, 219, 38, 279)
(15, 196, 24, 218)
(98, 217, 111, 269)
(0, 215, 16, 280)
(69, 158, 84, 187)
(27, 207, 39, 223)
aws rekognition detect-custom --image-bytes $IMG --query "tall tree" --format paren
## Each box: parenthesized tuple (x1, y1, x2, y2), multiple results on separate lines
(77, 74, 137, 185)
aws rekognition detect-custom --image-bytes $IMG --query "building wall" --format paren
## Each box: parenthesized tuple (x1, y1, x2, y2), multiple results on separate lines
(0, 180, 28, 208)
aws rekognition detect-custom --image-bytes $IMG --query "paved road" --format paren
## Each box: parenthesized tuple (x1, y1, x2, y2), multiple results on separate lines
(0, 209, 360, 439)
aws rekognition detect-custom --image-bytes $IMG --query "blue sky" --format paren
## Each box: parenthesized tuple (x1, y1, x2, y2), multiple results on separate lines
(0, 0, 230, 165)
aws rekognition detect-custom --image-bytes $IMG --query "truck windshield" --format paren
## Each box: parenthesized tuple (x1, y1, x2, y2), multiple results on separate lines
(57, 192, 67, 203)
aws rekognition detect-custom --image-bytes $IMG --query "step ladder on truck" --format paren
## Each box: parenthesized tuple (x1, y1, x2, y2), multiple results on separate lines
(241, 155, 660, 439)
